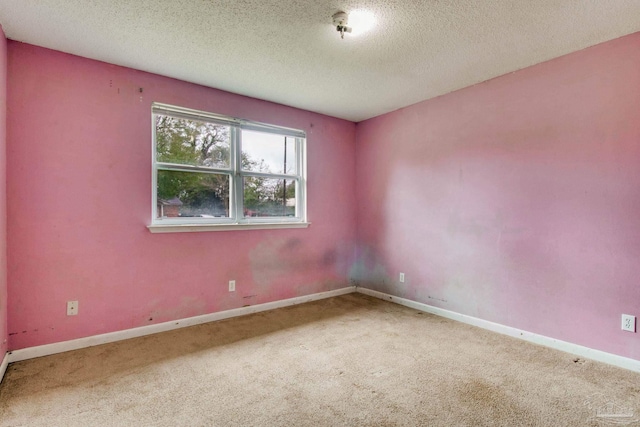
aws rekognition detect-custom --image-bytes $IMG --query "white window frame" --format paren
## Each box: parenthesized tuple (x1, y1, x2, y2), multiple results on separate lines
(148, 103, 308, 233)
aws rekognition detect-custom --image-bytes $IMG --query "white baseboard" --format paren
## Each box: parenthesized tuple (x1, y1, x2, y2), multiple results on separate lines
(0, 351, 8, 384)
(8, 286, 355, 363)
(7, 285, 638, 375)
(357, 287, 640, 373)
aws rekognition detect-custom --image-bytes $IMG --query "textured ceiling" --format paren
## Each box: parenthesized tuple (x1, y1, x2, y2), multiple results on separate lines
(1, 1, 639, 122)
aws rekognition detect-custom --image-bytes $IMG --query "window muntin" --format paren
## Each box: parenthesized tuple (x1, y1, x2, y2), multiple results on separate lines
(152, 103, 306, 227)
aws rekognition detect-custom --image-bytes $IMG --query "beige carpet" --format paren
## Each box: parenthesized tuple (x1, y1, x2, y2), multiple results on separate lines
(1, 293, 639, 426)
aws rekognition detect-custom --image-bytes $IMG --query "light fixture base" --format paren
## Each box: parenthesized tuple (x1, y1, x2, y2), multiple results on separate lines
(332, 11, 352, 39)
(332, 11, 348, 26)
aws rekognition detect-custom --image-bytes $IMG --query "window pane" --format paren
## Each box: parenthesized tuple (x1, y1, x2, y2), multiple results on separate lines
(157, 170, 230, 219)
(243, 177, 296, 217)
(156, 115, 230, 168)
(241, 130, 296, 175)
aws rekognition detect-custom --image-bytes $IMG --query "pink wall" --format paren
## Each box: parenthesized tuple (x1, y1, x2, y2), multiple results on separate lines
(5, 34, 639, 362)
(355, 33, 640, 360)
(7, 43, 357, 350)
(0, 26, 7, 358)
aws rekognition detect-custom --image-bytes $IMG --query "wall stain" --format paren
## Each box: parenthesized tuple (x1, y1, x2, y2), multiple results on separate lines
(283, 238, 302, 251)
(147, 296, 207, 324)
(321, 249, 337, 267)
(249, 237, 327, 287)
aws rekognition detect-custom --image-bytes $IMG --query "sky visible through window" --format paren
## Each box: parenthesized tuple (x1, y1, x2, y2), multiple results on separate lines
(242, 130, 296, 175)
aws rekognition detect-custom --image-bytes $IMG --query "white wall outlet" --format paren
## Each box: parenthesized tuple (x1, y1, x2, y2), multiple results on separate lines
(622, 314, 636, 332)
(399, 273, 405, 283)
(229, 280, 236, 292)
(67, 301, 78, 316)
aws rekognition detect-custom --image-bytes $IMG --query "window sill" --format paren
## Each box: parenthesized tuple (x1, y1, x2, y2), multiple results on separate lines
(147, 222, 311, 233)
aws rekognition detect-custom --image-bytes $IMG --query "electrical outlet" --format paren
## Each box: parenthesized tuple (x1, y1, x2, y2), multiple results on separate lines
(622, 314, 636, 332)
(399, 273, 405, 283)
(229, 280, 236, 292)
(67, 301, 78, 316)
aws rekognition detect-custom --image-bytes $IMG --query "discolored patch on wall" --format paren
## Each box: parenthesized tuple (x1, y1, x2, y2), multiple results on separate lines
(320, 249, 337, 267)
(294, 279, 346, 297)
(249, 237, 327, 288)
(147, 296, 207, 324)
(350, 245, 393, 294)
(282, 237, 302, 251)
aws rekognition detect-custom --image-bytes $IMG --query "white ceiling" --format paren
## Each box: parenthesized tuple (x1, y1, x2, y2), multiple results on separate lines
(1, 1, 639, 122)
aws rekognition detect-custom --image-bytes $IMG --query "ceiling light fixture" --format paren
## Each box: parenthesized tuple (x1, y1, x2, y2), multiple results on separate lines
(332, 10, 376, 39)
(348, 10, 376, 36)
(332, 11, 351, 39)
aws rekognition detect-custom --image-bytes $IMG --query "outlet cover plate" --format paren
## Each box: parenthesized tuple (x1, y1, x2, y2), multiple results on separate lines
(622, 314, 636, 332)
(229, 280, 236, 292)
(67, 301, 78, 316)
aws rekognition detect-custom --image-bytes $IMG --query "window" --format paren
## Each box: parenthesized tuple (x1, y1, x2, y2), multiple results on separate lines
(149, 103, 307, 232)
